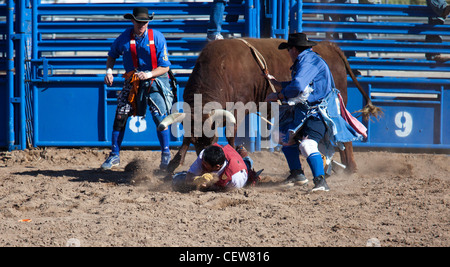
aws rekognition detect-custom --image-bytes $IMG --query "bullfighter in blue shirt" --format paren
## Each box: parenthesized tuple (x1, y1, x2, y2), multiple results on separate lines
(102, 7, 173, 171)
(266, 33, 363, 192)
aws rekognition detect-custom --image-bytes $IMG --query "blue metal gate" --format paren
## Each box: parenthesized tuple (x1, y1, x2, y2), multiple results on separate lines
(2, 0, 449, 152)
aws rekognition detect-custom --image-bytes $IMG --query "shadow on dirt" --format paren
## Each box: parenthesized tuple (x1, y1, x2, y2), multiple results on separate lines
(14, 168, 134, 184)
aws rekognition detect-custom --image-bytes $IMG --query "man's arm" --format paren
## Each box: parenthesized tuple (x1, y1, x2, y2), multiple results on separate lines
(136, 66, 170, 80)
(104, 56, 116, 86)
(264, 73, 285, 102)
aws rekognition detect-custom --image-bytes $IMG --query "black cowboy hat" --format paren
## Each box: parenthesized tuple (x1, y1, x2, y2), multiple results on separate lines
(124, 7, 154, 22)
(278, 33, 317, 50)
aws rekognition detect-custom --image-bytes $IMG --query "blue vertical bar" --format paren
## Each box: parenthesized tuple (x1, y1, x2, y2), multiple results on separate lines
(245, 0, 252, 37)
(283, 0, 289, 39)
(270, 0, 290, 39)
(17, 0, 27, 150)
(439, 85, 444, 145)
(32, 0, 38, 147)
(103, 84, 108, 142)
(271, 0, 277, 38)
(254, 0, 260, 38)
(7, 0, 15, 151)
(246, 0, 260, 38)
(297, 0, 303, 33)
(277, 0, 281, 33)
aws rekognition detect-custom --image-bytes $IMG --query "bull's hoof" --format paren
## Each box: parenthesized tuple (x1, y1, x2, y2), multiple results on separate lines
(167, 155, 183, 174)
(344, 165, 358, 174)
(167, 164, 178, 174)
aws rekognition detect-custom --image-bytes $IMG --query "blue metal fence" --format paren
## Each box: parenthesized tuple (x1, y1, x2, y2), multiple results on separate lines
(2, 0, 33, 151)
(2, 0, 449, 152)
(3, 0, 260, 151)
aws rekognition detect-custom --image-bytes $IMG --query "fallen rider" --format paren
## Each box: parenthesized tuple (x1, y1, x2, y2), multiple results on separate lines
(172, 144, 262, 192)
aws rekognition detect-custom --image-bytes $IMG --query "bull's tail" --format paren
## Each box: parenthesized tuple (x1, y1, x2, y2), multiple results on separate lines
(330, 42, 383, 122)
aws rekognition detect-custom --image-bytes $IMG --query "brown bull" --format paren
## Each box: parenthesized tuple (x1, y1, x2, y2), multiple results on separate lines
(162, 38, 381, 174)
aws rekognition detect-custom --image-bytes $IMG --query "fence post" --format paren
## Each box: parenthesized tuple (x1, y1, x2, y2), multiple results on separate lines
(291, 0, 303, 33)
(245, 0, 260, 38)
(269, 0, 290, 39)
(6, 0, 15, 150)
(32, 0, 39, 148)
(15, 0, 32, 150)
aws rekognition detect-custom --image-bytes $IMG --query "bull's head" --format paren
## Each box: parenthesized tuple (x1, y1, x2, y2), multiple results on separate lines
(158, 109, 236, 134)
(158, 109, 236, 172)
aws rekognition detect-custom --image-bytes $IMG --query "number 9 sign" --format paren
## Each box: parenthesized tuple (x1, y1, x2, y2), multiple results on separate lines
(394, 111, 413, 138)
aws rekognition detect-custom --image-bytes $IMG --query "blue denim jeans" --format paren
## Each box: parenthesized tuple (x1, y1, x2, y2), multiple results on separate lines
(426, 0, 448, 59)
(427, 0, 448, 17)
(147, 74, 173, 125)
(207, 0, 243, 35)
(322, 0, 358, 58)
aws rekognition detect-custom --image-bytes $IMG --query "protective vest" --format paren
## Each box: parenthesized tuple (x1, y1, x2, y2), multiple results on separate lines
(213, 144, 248, 188)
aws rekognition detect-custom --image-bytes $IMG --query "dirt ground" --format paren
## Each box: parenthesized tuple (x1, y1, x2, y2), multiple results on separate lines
(0, 147, 448, 247)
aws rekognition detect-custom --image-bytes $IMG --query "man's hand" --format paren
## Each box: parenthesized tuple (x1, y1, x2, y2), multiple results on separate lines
(264, 72, 282, 87)
(265, 92, 283, 102)
(136, 71, 153, 80)
(104, 57, 116, 86)
(193, 173, 218, 190)
(104, 69, 114, 86)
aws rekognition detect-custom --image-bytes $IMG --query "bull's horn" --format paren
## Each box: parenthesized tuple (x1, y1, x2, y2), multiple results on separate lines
(157, 113, 186, 131)
(208, 109, 236, 124)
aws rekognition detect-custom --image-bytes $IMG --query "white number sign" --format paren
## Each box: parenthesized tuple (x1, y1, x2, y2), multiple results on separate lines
(394, 111, 413, 137)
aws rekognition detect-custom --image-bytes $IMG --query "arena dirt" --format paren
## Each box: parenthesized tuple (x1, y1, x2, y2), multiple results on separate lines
(0, 147, 448, 246)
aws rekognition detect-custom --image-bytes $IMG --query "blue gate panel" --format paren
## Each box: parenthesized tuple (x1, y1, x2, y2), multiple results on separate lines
(369, 105, 436, 145)
(36, 82, 179, 147)
(347, 77, 449, 149)
(104, 103, 164, 148)
(37, 84, 104, 143)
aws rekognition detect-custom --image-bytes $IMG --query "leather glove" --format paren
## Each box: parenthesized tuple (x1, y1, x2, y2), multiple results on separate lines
(193, 173, 218, 189)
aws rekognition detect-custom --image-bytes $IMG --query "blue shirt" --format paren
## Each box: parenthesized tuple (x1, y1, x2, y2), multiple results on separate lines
(108, 28, 171, 72)
(281, 48, 334, 105)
